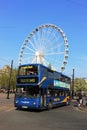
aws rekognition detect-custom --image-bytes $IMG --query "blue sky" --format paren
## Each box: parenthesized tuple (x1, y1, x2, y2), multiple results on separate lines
(0, 0, 87, 78)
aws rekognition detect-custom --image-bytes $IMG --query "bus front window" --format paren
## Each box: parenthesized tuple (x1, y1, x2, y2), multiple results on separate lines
(16, 86, 39, 98)
(19, 65, 38, 76)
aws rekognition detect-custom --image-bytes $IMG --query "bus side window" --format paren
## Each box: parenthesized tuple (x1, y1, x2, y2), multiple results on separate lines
(54, 90, 58, 96)
(61, 91, 64, 96)
(59, 91, 64, 96)
(56, 91, 59, 96)
(40, 88, 43, 96)
(47, 90, 51, 96)
(47, 89, 53, 96)
(26, 69, 38, 75)
(65, 91, 69, 96)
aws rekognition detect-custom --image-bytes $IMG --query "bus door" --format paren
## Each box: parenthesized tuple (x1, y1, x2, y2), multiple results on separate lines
(40, 88, 47, 108)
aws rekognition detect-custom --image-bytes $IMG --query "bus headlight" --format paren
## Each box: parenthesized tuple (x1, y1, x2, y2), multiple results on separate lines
(16, 100, 19, 104)
(33, 102, 36, 105)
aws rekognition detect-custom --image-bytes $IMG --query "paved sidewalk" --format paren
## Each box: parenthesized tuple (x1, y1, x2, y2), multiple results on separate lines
(0, 93, 14, 106)
(78, 106, 87, 112)
(71, 99, 87, 112)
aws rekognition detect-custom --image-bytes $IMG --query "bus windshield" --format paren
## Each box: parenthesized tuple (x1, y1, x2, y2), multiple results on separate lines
(16, 86, 39, 98)
(18, 65, 38, 75)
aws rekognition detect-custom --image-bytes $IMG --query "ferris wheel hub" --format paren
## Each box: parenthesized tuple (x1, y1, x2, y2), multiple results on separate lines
(33, 51, 44, 64)
(35, 51, 44, 57)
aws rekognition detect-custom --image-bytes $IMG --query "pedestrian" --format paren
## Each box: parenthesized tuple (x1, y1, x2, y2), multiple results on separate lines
(78, 94, 82, 107)
(82, 95, 87, 107)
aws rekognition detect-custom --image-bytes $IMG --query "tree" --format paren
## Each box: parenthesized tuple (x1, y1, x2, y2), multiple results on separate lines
(74, 78, 87, 92)
(11, 68, 17, 91)
(0, 72, 9, 89)
(0, 67, 18, 92)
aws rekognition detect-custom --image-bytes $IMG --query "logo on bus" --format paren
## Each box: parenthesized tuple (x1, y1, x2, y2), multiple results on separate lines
(54, 98, 60, 102)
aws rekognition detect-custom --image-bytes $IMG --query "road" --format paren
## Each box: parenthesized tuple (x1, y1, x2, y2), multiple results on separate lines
(0, 94, 87, 130)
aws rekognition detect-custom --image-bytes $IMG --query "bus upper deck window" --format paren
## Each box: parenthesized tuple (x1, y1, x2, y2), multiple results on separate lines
(26, 70, 37, 75)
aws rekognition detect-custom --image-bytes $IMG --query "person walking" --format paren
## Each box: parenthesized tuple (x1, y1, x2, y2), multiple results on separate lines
(82, 95, 87, 107)
(78, 94, 83, 107)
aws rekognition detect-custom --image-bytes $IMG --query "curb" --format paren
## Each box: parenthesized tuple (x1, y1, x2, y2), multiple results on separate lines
(71, 100, 87, 113)
(78, 107, 87, 112)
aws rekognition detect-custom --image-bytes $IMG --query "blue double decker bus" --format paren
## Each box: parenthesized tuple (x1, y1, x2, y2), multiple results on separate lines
(14, 64, 71, 110)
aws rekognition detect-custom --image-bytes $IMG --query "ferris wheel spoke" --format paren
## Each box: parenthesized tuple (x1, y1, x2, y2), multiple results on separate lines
(41, 28, 47, 46)
(37, 30, 41, 46)
(46, 27, 51, 39)
(33, 34, 39, 50)
(45, 37, 62, 52)
(24, 52, 34, 56)
(39, 34, 44, 48)
(45, 52, 65, 56)
(45, 41, 64, 54)
(22, 57, 33, 63)
(47, 27, 53, 37)
(44, 57, 62, 70)
(48, 29, 57, 42)
(51, 31, 58, 42)
(43, 59, 50, 66)
(44, 28, 50, 40)
(25, 45, 35, 53)
(45, 56, 61, 63)
(28, 39, 37, 51)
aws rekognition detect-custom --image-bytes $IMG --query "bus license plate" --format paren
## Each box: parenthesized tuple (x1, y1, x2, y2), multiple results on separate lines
(22, 106, 28, 108)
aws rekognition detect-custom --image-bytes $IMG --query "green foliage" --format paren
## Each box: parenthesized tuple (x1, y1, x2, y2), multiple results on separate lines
(74, 78, 87, 91)
(10, 68, 18, 91)
(0, 68, 18, 91)
(0, 73, 9, 89)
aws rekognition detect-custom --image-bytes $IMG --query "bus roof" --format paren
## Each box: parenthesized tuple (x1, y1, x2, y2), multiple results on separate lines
(19, 63, 70, 79)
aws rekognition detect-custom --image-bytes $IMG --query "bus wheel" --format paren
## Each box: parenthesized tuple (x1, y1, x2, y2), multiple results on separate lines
(48, 102, 53, 110)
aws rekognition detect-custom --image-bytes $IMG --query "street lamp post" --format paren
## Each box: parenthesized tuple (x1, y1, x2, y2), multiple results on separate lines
(70, 68, 75, 102)
(72, 69, 74, 99)
(7, 60, 13, 99)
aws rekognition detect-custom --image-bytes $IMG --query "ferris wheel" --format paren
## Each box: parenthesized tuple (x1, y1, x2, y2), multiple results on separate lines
(18, 24, 69, 72)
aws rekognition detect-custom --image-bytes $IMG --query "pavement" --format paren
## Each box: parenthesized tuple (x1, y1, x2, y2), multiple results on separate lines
(0, 93, 14, 106)
(78, 106, 87, 112)
(71, 99, 87, 112)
